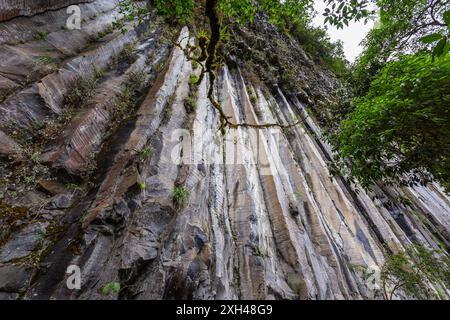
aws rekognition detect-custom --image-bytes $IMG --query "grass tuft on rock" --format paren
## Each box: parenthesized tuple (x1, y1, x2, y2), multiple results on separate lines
(172, 187, 190, 211)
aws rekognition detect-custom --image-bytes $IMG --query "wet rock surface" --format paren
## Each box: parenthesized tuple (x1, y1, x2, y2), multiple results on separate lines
(0, 0, 92, 22)
(0, 222, 48, 263)
(0, 264, 35, 293)
(0, 130, 20, 156)
(0, 0, 449, 300)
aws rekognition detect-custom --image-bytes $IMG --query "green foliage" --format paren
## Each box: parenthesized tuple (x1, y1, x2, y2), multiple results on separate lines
(419, 8, 450, 59)
(219, 0, 314, 26)
(31, 152, 41, 163)
(64, 77, 97, 109)
(153, 0, 194, 23)
(113, 0, 149, 32)
(381, 245, 450, 300)
(192, 60, 200, 70)
(323, 0, 374, 29)
(184, 95, 197, 113)
(33, 31, 48, 41)
(189, 74, 200, 87)
(287, 21, 349, 76)
(94, 24, 115, 40)
(328, 0, 450, 192)
(148, 0, 351, 78)
(332, 54, 450, 191)
(138, 147, 153, 159)
(101, 282, 121, 296)
(0, 91, 6, 103)
(186, 72, 200, 113)
(37, 55, 54, 65)
(114, 71, 146, 122)
(23, 175, 37, 186)
(138, 182, 146, 191)
(119, 41, 136, 62)
(248, 88, 257, 105)
(172, 187, 190, 210)
(94, 65, 105, 79)
(65, 183, 83, 191)
(353, 0, 449, 96)
(150, 0, 371, 28)
(221, 0, 369, 28)
(116, 1, 366, 80)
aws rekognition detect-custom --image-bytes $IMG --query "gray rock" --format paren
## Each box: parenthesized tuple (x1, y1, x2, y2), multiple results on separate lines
(35, 209, 65, 221)
(0, 0, 92, 22)
(121, 203, 176, 269)
(0, 130, 20, 156)
(49, 194, 72, 209)
(0, 222, 48, 263)
(195, 233, 208, 251)
(0, 292, 19, 300)
(9, 191, 47, 208)
(0, 264, 35, 293)
(38, 180, 66, 196)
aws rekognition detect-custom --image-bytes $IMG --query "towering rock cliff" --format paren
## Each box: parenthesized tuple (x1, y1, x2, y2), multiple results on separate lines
(0, 0, 448, 300)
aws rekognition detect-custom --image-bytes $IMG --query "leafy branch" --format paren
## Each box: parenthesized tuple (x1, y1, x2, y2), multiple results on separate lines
(381, 245, 450, 300)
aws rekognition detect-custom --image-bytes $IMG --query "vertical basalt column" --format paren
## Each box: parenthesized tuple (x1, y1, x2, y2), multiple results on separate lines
(0, 0, 92, 21)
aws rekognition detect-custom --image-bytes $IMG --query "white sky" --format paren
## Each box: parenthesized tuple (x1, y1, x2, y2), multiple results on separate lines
(313, 1, 375, 62)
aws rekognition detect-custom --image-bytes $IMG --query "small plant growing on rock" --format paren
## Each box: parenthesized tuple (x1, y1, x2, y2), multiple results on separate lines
(36, 55, 54, 65)
(155, 62, 166, 73)
(119, 41, 137, 63)
(138, 182, 146, 191)
(94, 24, 115, 41)
(146, 52, 156, 66)
(64, 77, 96, 108)
(101, 282, 121, 296)
(31, 151, 41, 164)
(65, 183, 82, 191)
(161, 101, 173, 125)
(172, 187, 190, 210)
(138, 147, 152, 160)
(34, 31, 49, 41)
(189, 74, 200, 87)
(184, 95, 197, 113)
(247, 86, 258, 105)
(24, 175, 37, 186)
(94, 66, 104, 79)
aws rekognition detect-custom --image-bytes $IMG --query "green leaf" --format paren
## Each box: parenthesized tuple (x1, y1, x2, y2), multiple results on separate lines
(101, 282, 121, 296)
(420, 33, 442, 44)
(444, 10, 450, 28)
(443, 41, 450, 56)
(433, 37, 447, 57)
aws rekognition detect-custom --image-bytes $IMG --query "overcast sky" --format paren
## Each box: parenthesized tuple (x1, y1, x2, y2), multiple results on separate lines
(313, 1, 375, 62)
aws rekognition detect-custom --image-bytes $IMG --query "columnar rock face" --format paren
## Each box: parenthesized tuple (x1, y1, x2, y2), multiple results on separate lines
(0, 0, 449, 300)
(0, 0, 92, 22)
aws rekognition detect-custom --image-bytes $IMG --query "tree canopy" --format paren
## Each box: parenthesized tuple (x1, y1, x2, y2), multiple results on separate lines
(152, 0, 373, 26)
(353, 0, 449, 94)
(381, 245, 450, 300)
(332, 54, 450, 191)
(330, 0, 450, 192)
